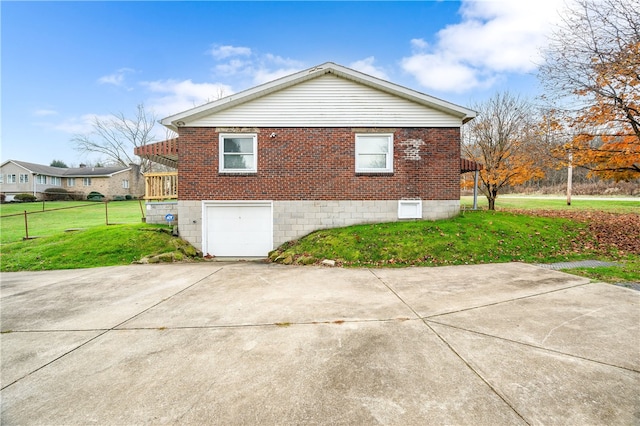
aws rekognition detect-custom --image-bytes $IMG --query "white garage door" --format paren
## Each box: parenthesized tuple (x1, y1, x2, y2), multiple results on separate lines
(203, 201, 273, 257)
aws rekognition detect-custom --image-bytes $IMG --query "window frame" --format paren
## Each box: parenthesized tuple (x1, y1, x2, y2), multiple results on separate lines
(7, 174, 16, 184)
(36, 175, 47, 184)
(122, 179, 129, 189)
(355, 133, 394, 173)
(219, 133, 258, 174)
(67, 178, 75, 187)
(19, 174, 29, 184)
(83, 177, 92, 186)
(51, 177, 62, 186)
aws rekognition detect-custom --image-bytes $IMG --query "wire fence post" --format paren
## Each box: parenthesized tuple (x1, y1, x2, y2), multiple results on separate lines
(105, 201, 109, 225)
(24, 210, 29, 240)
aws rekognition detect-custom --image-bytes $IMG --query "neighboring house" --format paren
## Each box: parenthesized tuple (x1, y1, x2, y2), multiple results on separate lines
(135, 62, 478, 257)
(0, 160, 144, 201)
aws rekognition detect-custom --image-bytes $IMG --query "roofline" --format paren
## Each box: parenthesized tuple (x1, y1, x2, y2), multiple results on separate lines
(0, 160, 33, 173)
(160, 62, 477, 131)
(0, 160, 131, 177)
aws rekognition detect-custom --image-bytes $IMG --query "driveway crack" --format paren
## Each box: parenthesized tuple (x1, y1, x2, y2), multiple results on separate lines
(1, 267, 224, 391)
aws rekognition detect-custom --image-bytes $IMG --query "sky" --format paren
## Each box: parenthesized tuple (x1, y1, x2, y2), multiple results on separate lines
(1, 0, 567, 167)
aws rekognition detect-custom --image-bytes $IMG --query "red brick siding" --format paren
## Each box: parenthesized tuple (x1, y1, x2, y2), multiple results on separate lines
(178, 127, 460, 201)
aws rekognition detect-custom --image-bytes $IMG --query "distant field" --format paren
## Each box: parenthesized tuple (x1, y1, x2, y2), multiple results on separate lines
(461, 195, 639, 213)
(0, 200, 145, 244)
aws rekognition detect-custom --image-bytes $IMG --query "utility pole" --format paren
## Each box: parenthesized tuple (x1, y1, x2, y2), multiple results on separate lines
(567, 151, 573, 206)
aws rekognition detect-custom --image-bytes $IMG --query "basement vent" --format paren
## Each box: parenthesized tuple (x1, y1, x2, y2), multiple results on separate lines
(398, 200, 422, 219)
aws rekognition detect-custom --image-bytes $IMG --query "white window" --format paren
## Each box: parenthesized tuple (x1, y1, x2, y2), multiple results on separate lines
(83, 177, 92, 186)
(19, 174, 29, 183)
(355, 134, 394, 173)
(122, 179, 129, 189)
(7, 174, 16, 183)
(67, 178, 75, 187)
(219, 134, 257, 173)
(51, 177, 61, 186)
(36, 175, 47, 184)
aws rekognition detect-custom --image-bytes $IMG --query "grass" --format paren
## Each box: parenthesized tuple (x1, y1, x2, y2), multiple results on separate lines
(0, 200, 145, 244)
(271, 211, 597, 267)
(461, 195, 639, 212)
(563, 258, 640, 285)
(0, 224, 180, 271)
(1, 196, 637, 285)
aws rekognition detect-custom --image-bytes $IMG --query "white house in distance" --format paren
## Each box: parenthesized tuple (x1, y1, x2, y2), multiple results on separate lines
(0, 160, 144, 201)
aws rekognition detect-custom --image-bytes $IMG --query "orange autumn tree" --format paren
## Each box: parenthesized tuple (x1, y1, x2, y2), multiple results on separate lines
(462, 92, 545, 210)
(540, 0, 639, 180)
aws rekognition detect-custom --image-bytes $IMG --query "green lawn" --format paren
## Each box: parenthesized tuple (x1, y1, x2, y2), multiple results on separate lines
(461, 195, 639, 212)
(270, 211, 598, 267)
(0, 224, 183, 271)
(0, 200, 145, 244)
(1, 197, 637, 285)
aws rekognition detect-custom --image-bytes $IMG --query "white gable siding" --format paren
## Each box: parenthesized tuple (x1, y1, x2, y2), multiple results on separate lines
(189, 75, 463, 128)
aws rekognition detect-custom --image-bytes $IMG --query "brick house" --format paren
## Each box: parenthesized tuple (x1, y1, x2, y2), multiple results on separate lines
(136, 62, 477, 257)
(0, 160, 144, 201)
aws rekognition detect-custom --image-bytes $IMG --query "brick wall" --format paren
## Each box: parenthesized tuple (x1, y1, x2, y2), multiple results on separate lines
(177, 127, 461, 201)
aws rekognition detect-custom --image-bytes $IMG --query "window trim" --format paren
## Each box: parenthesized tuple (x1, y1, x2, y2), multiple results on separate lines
(19, 174, 29, 184)
(219, 133, 258, 173)
(83, 177, 92, 186)
(355, 133, 394, 173)
(67, 178, 75, 187)
(7, 174, 16, 184)
(122, 179, 129, 189)
(36, 175, 47, 184)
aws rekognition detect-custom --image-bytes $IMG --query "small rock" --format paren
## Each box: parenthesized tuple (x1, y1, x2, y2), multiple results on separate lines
(321, 259, 336, 267)
(296, 255, 316, 265)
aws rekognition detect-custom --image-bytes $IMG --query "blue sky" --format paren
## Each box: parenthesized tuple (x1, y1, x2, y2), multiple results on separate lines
(1, 0, 565, 166)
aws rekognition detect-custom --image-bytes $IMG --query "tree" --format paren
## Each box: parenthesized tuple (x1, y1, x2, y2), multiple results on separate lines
(71, 104, 157, 172)
(50, 159, 68, 168)
(539, 0, 640, 180)
(462, 92, 545, 210)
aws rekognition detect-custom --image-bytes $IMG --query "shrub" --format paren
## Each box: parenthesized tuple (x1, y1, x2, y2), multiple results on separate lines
(44, 187, 70, 201)
(68, 191, 86, 201)
(113, 195, 126, 201)
(125, 195, 132, 200)
(87, 191, 105, 201)
(14, 193, 37, 202)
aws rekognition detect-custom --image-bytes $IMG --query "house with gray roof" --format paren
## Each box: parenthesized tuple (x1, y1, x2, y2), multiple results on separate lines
(0, 160, 144, 201)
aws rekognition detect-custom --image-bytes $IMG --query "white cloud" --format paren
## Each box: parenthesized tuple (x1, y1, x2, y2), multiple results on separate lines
(212, 51, 305, 85)
(349, 57, 389, 80)
(401, 0, 565, 93)
(410, 38, 428, 51)
(142, 79, 234, 117)
(53, 114, 111, 134)
(97, 68, 135, 87)
(210, 45, 252, 59)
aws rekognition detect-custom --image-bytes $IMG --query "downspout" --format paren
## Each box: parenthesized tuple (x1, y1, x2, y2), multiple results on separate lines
(33, 174, 37, 197)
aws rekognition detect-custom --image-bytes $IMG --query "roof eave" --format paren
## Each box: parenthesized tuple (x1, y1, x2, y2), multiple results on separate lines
(161, 62, 477, 128)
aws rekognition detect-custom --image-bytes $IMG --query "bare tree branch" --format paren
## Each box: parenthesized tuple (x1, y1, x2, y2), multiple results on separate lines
(71, 104, 157, 172)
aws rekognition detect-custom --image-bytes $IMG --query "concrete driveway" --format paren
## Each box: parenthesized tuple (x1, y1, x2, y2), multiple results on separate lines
(1, 262, 638, 425)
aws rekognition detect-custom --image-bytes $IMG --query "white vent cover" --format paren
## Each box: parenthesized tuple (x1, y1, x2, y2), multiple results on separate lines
(398, 200, 422, 219)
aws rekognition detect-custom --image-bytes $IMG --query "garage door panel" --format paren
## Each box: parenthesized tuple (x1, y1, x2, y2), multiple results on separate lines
(204, 202, 272, 257)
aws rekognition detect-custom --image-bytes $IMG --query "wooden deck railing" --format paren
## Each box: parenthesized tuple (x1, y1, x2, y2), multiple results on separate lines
(144, 172, 178, 200)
